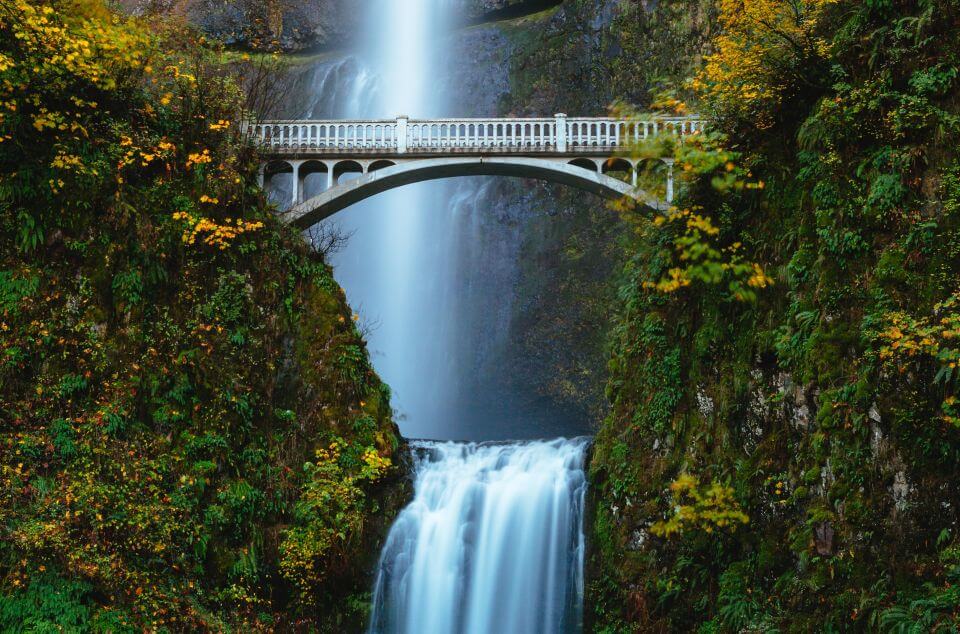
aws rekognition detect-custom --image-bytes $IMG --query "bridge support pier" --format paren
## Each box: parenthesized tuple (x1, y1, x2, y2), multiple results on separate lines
(664, 159, 675, 204)
(289, 161, 301, 207)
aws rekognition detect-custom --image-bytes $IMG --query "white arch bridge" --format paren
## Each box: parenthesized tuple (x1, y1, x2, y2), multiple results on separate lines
(248, 114, 704, 229)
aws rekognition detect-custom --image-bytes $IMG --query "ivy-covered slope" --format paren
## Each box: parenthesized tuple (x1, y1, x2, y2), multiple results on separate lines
(0, 2, 407, 631)
(589, 0, 960, 631)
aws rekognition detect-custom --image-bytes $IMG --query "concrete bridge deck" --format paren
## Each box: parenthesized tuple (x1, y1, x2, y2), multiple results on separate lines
(248, 114, 704, 226)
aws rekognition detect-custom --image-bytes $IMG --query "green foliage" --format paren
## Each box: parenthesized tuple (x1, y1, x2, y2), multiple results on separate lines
(0, 1, 407, 630)
(589, 0, 960, 631)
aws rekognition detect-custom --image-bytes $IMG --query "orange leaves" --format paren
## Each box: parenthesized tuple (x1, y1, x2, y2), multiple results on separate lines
(171, 211, 264, 250)
(185, 149, 211, 169)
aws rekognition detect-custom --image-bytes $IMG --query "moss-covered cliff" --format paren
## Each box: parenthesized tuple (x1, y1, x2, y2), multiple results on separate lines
(0, 3, 407, 630)
(461, 0, 716, 434)
(588, 0, 960, 631)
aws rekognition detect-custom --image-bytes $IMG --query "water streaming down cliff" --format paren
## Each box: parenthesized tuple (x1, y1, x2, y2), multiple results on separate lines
(276, 0, 462, 440)
(369, 437, 589, 634)
(272, 0, 597, 441)
(272, 4, 593, 625)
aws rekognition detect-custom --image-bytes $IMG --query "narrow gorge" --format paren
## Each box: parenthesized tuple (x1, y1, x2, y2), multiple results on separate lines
(2, 0, 960, 632)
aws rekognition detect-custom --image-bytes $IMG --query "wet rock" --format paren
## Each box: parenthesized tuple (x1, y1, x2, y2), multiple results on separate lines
(892, 470, 913, 513)
(813, 521, 834, 555)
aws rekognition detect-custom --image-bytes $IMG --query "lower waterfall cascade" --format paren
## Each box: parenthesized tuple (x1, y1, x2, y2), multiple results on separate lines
(368, 437, 590, 634)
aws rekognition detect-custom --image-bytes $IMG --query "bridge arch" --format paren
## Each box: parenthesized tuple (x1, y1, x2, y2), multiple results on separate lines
(601, 157, 633, 175)
(568, 157, 600, 172)
(369, 159, 396, 172)
(332, 160, 364, 185)
(279, 156, 665, 229)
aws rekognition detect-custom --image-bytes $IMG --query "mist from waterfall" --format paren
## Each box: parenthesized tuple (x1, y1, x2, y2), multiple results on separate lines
(271, 1, 594, 629)
(280, 0, 459, 440)
(368, 438, 589, 634)
(271, 0, 596, 442)
(335, 0, 455, 441)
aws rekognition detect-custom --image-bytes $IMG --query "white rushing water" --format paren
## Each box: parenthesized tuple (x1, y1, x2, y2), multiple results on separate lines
(369, 438, 590, 634)
(319, 0, 460, 440)
(271, 2, 594, 627)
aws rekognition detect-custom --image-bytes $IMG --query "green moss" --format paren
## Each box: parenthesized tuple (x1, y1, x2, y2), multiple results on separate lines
(0, 5, 407, 631)
(587, 0, 960, 631)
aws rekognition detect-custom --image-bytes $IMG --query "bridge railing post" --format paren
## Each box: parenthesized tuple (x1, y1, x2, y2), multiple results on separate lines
(397, 115, 409, 153)
(555, 113, 567, 152)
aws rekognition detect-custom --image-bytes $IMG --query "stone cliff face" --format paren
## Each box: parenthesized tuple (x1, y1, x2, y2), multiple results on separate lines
(124, 0, 563, 53)
(439, 0, 629, 434)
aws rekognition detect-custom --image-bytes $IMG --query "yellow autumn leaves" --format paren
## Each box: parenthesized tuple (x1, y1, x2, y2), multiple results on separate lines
(2, 0, 150, 130)
(651, 473, 750, 538)
(876, 292, 960, 427)
(645, 209, 774, 300)
(171, 211, 264, 250)
(693, 0, 838, 127)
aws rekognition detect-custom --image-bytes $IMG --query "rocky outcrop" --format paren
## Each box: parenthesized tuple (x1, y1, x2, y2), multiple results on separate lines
(123, 0, 564, 53)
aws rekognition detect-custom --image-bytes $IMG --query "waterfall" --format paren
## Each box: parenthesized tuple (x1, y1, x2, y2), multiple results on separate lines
(266, 1, 594, 628)
(369, 438, 590, 634)
(316, 0, 460, 441)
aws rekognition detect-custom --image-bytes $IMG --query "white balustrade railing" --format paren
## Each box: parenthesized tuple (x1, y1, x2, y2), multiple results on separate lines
(246, 114, 704, 154)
